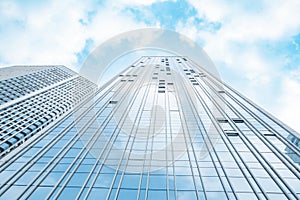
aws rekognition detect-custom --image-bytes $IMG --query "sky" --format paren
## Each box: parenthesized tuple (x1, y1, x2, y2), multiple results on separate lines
(0, 0, 300, 133)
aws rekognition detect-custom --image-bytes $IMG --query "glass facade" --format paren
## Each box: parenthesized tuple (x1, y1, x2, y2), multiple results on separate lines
(0, 66, 76, 105)
(0, 57, 299, 200)
(0, 66, 96, 158)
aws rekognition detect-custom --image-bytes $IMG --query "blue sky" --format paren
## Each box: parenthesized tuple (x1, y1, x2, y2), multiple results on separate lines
(0, 0, 300, 132)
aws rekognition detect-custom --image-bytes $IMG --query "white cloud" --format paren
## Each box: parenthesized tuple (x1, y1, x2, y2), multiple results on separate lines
(0, 0, 148, 71)
(0, 0, 89, 67)
(116, 0, 169, 6)
(277, 77, 300, 133)
(0, 0, 299, 133)
(177, 0, 300, 132)
(84, 2, 146, 45)
(188, 0, 300, 40)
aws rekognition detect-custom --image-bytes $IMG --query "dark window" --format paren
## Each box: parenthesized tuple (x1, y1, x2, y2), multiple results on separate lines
(232, 119, 244, 123)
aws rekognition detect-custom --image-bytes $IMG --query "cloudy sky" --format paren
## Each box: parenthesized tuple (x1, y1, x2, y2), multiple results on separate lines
(0, 0, 300, 132)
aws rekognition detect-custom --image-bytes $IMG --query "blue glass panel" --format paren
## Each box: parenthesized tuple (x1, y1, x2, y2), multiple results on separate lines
(206, 191, 229, 200)
(176, 175, 195, 190)
(41, 172, 64, 186)
(94, 173, 114, 188)
(229, 177, 253, 192)
(57, 187, 80, 200)
(67, 172, 89, 187)
(149, 175, 166, 189)
(202, 177, 224, 191)
(117, 189, 138, 200)
(236, 192, 258, 200)
(88, 188, 109, 200)
(285, 178, 300, 192)
(147, 190, 167, 200)
(256, 178, 282, 193)
(177, 190, 197, 200)
(15, 171, 39, 185)
(28, 186, 52, 200)
(120, 174, 140, 189)
(1, 185, 26, 199)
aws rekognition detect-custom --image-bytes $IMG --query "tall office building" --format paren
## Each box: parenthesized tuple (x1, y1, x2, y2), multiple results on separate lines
(0, 57, 299, 200)
(0, 66, 97, 157)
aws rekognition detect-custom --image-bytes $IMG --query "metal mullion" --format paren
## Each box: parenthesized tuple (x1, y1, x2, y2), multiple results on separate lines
(45, 76, 134, 199)
(201, 79, 300, 198)
(0, 97, 69, 157)
(0, 112, 78, 195)
(210, 74, 300, 154)
(205, 76, 300, 174)
(107, 57, 155, 200)
(0, 53, 131, 171)
(1, 55, 130, 172)
(169, 110, 177, 200)
(0, 77, 121, 195)
(196, 87, 269, 199)
(0, 80, 80, 143)
(27, 58, 137, 196)
(79, 57, 150, 199)
(182, 59, 265, 199)
(111, 57, 154, 200)
(207, 71, 300, 153)
(72, 109, 120, 199)
(187, 71, 269, 199)
(175, 59, 215, 199)
(164, 57, 171, 200)
(144, 57, 162, 200)
(0, 84, 119, 198)
(68, 59, 147, 197)
(171, 59, 210, 200)
(22, 88, 119, 199)
(68, 58, 147, 199)
(0, 76, 74, 120)
(167, 64, 178, 200)
(198, 74, 296, 199)
(226, 90, 300, 169)
(0, 97, 56, 143)
(0, 75, 78, 112)
(113, 65, 154, 200)
(0, 76, 78, 117)
(131, 57, 158, 200)
(210, 76, 300, 153)
(49, 104, 124, 199)
(72, 57, 146, 195)
(0, 92, 76, 152)
(0, 98, 46, 141)
(137, 57, 162, 200)
(0, 96, 86, 170)
(143, 56, 165, 200)
(168, 58, 195, 200)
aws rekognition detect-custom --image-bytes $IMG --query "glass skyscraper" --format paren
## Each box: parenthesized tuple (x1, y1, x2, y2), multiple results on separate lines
(0, 57, 299, 200)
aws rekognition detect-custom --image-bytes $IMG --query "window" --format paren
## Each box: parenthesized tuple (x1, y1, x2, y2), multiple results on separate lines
(147, 190, 166, 200)
(202, 177, 224, 191)
(262, 131, 276, 136)
(217, 118, 228, 123)
(229, 178, 253, 192)
(225, 131, 239, 137)
(232, 118, 244, 123)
